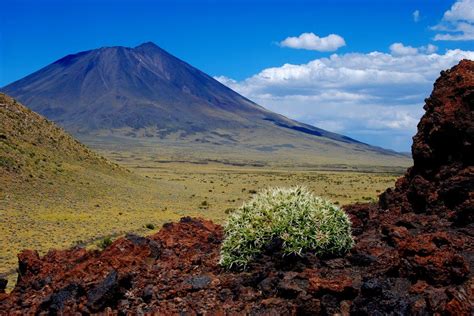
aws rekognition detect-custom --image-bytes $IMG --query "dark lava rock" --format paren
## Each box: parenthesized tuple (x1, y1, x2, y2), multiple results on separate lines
(186, 275, 212, 290)
(348, 253, 377, 266)
(352, 278, 415, 315)
(0, 278, 7, 293)
(87, 270, 120, 311)
(126, 233, 161, 259)
(0, 60, 473, 315)
(142, 284, 154, 303)
(39, 283, 83, 313)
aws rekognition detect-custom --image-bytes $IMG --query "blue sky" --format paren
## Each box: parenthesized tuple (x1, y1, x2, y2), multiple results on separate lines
(1, 0, 473, 151)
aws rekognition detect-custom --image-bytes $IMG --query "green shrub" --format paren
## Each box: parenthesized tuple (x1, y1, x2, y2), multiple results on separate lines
(98, 236, 113, 250)
(0, 156, 15, 169)
(145, 223, 155, 230)
(219, 186, 354, 269)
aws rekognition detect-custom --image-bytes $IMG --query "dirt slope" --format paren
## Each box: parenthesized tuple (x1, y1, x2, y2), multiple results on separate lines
(0, 93, 123, 191)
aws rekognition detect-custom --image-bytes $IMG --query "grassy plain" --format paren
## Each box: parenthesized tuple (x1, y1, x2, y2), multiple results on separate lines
(1, 153, 401, 291)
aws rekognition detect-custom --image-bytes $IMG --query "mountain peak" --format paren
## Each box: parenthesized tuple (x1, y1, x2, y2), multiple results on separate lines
(133, 41, 169, 56)
(135, 41, 160, 49)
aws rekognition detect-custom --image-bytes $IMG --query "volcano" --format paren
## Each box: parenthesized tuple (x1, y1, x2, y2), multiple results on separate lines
(2, 42, 408, 167)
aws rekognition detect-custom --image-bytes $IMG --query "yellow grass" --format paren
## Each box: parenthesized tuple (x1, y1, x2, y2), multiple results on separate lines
(0, 158, 400, 292)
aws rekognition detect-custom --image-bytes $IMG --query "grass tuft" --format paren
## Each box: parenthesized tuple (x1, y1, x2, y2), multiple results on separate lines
(219, 186, 354, 269)
(97, 236, 113, 250)
(145, 223, 155, 230)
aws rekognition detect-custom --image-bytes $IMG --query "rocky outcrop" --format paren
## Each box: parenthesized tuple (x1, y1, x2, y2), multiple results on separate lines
(0, 60, 473, 315)
(380, 60, 473, 225)
(0, 213, 471, 315)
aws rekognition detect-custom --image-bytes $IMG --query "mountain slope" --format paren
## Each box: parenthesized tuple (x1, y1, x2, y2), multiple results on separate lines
(2, 42, 409, 167)
(0, 93, 121, 186)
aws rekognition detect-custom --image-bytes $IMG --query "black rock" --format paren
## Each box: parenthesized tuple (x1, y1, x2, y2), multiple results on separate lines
(125, 234, 161, 259)
(186, 275, 211, 290)
(0, 278, 7, 293)
(142, 284, 154, 303)
(39, 283, 83, 313)
(348, 253, 377, 266)
(87, 270, 119, 311)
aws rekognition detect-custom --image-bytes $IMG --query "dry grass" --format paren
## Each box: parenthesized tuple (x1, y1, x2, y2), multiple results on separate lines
(0, 159, 400, 291)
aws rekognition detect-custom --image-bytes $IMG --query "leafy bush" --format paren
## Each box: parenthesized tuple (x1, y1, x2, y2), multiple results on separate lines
(0, 156, 15, 169)
(219, 187, 354, 269)
(98, 236, 113, 250)
(145, 223, 155, 230)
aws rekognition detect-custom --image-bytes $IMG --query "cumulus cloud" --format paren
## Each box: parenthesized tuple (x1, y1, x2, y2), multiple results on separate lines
(424, 44, 439, 54)
(215, 46, 474, 151)
(433, 0, 474, 41)
(390, 43, 438, 56)
(280, 32, 346, 52)
(390, 43, 419, 56)
(413, 10, 420, 22)
(442, 0, 474, 22)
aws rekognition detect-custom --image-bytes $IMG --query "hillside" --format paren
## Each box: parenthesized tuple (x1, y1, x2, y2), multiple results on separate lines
(0, 94, 180, 289)
(1, 60, 472, 314)
(0, 93, 122, 188)
(1, 42, 410, 169)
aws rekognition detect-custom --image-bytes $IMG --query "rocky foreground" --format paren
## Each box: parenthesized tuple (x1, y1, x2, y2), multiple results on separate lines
(0, 60, 473, 315)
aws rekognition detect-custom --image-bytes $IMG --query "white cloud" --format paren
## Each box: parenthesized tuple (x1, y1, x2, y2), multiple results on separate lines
(389, 43, 438, 56)
(214, 75, 237, 87)
(434, 22, 474, 40)
(215, 46, 474, 151)
(442, 0, 474, 22)
(280, 32, 346, 52)
(423, 44, 438, 54)
(390, 43, 419, 56)
(413, 10, 420, 22)
(433, 0, 474, 41)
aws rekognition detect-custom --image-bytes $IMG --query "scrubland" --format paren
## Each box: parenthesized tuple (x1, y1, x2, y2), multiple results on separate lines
(0, 156, 400, 291)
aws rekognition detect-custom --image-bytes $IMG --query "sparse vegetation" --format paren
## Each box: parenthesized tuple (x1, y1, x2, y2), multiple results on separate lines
(1, 157, 398, 292)
(145, 223, 155, 230)
(97, 236, 113, 250)
(219, 187, 354, 269)
(0, 156, 15, 169)
(224, 208, 235, 214)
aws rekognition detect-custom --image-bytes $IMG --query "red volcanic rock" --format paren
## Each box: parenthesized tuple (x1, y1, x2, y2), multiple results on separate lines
(380, 60, 474, 225)
(0, 60, 473, 315)
(0, 211, 472, 315)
